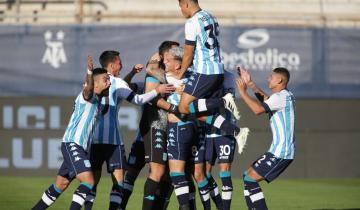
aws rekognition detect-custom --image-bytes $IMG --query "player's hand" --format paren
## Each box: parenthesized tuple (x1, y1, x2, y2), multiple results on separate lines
(175, 84, 185, 94)
(132, 64, 144, 74)
(87, 55, 93, 73)
(236, 77, 247, 92)
(155, 84, 175, 94)
(149, 52, 161, 63)
(237, 67, 251, 84)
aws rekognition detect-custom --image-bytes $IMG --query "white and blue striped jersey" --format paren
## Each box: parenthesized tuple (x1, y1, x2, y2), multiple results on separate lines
(93, 75, 139, 145)
(166, 72, 191, 106)
(206, 71, 236, 138)
(185, 10, 224, 75)
(263, 89, 296, 159)
(63, 92, 101, 151)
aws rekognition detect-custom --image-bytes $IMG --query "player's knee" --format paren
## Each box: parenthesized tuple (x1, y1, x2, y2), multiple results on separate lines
(149, 170, 165, 182)
(193, 168, 205, 183)
(243, 171, 256, 182)
(55, 176, 70, 191)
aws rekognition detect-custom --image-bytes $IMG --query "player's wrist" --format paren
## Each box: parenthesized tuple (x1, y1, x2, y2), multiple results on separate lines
(248, 81, 256, 89)
(168, 104, 178, 113)
(87, 69, 93, 75)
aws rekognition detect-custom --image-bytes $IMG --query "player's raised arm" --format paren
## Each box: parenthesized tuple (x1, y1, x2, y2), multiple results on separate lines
(83, 55, 94, 101)
(146, 52, 166, 83)
(238, 67, 269, 101)
(236, 77, 266, 115)
(123, 63, 144, 85)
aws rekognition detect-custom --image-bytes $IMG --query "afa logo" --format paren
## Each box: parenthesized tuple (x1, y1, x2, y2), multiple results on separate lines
(42, 30, 67, 69)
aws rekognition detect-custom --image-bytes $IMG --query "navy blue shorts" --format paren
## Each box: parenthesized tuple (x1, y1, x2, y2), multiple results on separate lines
(144, 127, 168, 164)
(58, 142, 91, 180)
(167, 122, 196, 161)
(127, 140, 145, 170)
(252, 152, 293, 183)
(205, 135, 236, 165)
(191, 124, 206, 164)
(183, 72, 224, 99)
(89, 144, 127, 173)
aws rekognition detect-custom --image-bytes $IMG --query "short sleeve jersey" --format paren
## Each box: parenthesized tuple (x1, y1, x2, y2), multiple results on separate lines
(63, 92, 101, 150)
(185, 10, 224, 75)
(93, 75, 136, 145)
(262, 89, 296, 159)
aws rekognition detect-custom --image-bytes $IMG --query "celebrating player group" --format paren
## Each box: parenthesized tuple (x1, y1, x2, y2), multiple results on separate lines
(32, 0, 296, 210)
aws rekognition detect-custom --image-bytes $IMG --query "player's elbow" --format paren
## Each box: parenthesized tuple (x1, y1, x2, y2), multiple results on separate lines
(252, 107, 265, 115)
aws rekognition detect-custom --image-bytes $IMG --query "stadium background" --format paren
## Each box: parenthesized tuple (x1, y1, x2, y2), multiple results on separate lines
(0, 0, 359, 208)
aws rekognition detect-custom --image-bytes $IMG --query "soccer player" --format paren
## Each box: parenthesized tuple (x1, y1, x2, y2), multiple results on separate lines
(140, 41, 181, 210)
(32, 56, 111, 210)
(83, 50, 175, 210)
(205, 70, 239, 210)
(176, 0, 249, 152)
(191, 122, 212, 210)
(236, 67, 296, 210)
(120, 41, 180, 210)
(165, 46, 196, 210)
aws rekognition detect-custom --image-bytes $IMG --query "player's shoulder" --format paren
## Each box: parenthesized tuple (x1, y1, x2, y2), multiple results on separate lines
(112, 76, 130, 88)
(77, 91, 96, 105)
(280, 89, 294, 97)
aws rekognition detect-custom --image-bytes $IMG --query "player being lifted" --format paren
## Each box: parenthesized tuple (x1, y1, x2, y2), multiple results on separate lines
(237, 67, 296, 210)
(176, 0, 249, 151)
(204, 70, 239, 210)
(32, 56, 110, 210)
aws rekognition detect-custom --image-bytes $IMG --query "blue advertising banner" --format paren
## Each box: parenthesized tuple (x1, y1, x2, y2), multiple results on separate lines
(0, 24, 359, 98)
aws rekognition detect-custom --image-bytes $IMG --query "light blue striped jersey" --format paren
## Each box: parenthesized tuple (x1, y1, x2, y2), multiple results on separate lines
(63, 92, 101, 151)
(263, 89, 296, 159)
(92, 75, 134, 145)
(185, 10, 224, 75)
(206, 71, 236, 138)
(166, 72, 194, 125)
(166, 72, 190, 107)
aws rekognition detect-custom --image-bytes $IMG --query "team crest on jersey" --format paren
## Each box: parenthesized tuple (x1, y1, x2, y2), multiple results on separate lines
(42, 30, 67, 69)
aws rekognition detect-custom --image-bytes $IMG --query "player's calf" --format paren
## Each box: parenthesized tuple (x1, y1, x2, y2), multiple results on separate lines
(220, 171, 233, 210)
(32, 183, 63, 210)
(70, 182, 93, 210)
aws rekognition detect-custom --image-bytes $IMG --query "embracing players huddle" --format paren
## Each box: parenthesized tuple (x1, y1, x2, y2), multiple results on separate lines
(32, 0, 296, 210)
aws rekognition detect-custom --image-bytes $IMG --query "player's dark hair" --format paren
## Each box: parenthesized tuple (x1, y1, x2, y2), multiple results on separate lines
(158, 41, 180, 58)
(158, 41, 180, 70)
(99, 50, 120, 68)
(273, 67, 290, 84)
(92, 67, 107, 76)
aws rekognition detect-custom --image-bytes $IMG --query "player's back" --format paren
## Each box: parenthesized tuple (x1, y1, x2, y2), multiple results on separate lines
(187, 10, 223, 75)
(139, 75, 167, 136)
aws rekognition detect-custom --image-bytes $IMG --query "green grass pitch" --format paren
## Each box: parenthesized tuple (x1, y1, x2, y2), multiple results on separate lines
(1, 176, 359, 210)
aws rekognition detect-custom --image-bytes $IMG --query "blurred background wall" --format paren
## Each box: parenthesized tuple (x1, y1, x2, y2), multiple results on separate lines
(0, 0, 359, 178)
